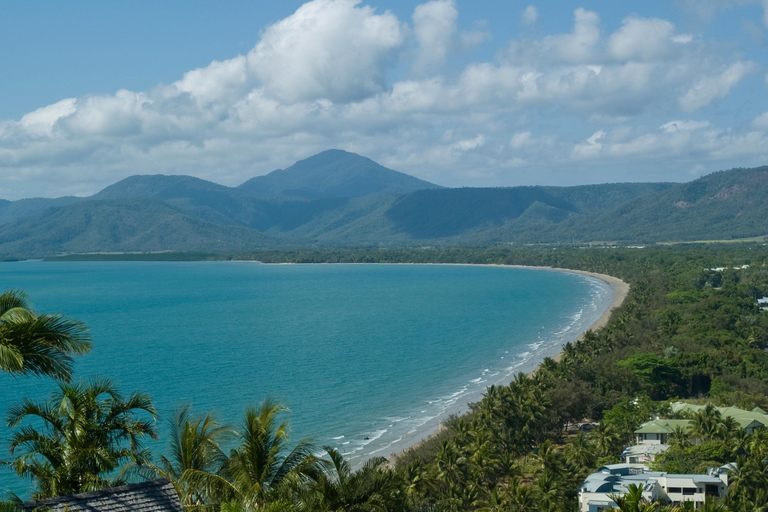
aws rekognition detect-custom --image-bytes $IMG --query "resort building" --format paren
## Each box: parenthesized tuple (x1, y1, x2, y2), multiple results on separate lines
(620, 403, 768, 465)
(578, 464, 729, 512)
(669, 402, 768, 434)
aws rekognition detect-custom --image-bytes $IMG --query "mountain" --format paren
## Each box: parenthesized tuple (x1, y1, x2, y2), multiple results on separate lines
(0, 150, 766, 258)
(578, 166, 768, 242)
(0, 196, 83, 226)
(238, 149, 442, 199)
(0, 199, 277, 257)
(384, 183, 675, 240)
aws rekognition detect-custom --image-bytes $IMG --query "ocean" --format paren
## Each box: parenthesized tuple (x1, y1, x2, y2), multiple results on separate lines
(0, 261, 613, 498)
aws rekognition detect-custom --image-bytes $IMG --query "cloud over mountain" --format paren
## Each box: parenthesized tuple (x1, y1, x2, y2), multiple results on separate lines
(0, 0, 767, 199)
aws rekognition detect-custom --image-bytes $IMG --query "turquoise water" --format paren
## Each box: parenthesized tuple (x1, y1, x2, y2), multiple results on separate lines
(0, 262, 612, 498)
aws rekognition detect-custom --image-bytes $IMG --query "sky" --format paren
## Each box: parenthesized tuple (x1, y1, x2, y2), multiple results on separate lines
(1, 0, 768, 200)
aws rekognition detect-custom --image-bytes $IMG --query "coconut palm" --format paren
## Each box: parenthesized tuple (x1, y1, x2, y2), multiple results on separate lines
(306, 446, 403, 512)
(196, 399, 317, 511)
(6, 376, 157, 499)
(0, 290, 91, 381)
(141, 406, 232, 510)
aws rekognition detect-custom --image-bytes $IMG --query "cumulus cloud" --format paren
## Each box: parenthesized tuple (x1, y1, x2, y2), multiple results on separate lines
(754, 112, 768, 128)
(660, 120, 711, 132)
(573, 130, 606, 158)
(608, 16, 676, 61)
(679, 61, 758, 111)
(1, 0, 766, 198)
(412, 0, 457, 75)
(544, 8, 600, 63)
(522, 5, 538, 24)
(20, 98, 76, 137)
(247, 0, 404, 103)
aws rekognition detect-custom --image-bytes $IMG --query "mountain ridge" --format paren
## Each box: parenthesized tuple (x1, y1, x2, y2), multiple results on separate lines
(0, 150, 765, 257)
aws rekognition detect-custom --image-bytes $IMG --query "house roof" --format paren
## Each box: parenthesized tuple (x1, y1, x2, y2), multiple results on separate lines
(668, 402, 768, 430)
(21, 479, 183, 512)
(635, 419, 690, 434)
(621, 443, 669, 457)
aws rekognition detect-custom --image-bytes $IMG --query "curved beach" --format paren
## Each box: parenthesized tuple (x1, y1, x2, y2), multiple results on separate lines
(380, 265, 629, 462)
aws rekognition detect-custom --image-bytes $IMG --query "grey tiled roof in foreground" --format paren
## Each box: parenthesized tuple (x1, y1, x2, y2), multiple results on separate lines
(21, 479, 183, 512)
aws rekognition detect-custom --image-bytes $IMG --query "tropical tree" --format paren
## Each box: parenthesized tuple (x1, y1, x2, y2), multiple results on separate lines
(305, 446, 403, 511)
(0, 290, 91, 381)
(143, 406, 232, 510)
(6, 376, 157, 499)
(193, 399, 318, 511)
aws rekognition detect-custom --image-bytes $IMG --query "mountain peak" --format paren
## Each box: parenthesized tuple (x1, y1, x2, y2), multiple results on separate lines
(238, 149, 441, 200)
(92, 174, 236, 200)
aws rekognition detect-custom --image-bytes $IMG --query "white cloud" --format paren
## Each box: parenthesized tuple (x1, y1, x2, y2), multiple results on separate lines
(660, 120, 710, 132)
(246, 0, 405, 103)
(20, 98, 76, 137)
(544, 8, 600, 63)
(754, 112, 768, 128)
(608, 16, 676, 61)
(679, 61, 758, 111)
(522, 5, 538, 24)
(505, 8, 600, 64)
(764, 0, 768, 26)
(573, 130, 606, 158)
(672, 34, 694, 44)
(173, 56, 248, 106)
(451, 134, 485, 151)
(510, 131, 532, 149)
(412, 0, 458, 76)
(1, 0, 767, 198)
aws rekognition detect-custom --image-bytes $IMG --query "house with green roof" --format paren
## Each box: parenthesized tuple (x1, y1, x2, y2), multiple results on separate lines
(621, 402, 768, 465)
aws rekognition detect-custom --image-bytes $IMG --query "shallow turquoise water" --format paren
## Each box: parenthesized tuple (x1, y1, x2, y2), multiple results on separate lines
(0, 261, 612, 498)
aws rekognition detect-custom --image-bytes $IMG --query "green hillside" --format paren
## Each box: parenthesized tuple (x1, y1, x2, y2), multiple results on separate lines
(0, 199, 277, 257)
(0, 150, 766, 256)
(238, 149, 442, 199)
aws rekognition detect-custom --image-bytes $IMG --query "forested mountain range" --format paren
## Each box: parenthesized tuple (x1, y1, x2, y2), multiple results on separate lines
(0, 149, 766, 257)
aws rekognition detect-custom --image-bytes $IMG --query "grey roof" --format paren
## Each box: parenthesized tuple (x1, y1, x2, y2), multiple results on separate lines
(21, 479, 183, 512)
(621, 443, 669, 457)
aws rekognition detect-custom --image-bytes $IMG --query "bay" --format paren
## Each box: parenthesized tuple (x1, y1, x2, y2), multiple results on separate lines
(0, 261, 612, 498)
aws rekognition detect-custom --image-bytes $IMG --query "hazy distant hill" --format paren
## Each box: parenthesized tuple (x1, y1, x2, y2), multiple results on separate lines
(577, 166, 768, 242)
(0, 196, 83, 226)
(385, 183, 675, 240)
(0, 149, 766, 257)
(0, 199, 276, 257)
(238, 149, 442, 199)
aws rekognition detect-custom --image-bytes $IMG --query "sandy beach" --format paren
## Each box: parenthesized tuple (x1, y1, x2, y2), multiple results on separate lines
(382, 264, 630, 463)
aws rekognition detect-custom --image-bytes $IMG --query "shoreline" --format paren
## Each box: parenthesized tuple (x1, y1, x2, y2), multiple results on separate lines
(378, 264, 630, 464)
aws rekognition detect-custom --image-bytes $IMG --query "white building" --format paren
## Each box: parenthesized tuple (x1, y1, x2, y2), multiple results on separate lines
(579, 464, 729, 512)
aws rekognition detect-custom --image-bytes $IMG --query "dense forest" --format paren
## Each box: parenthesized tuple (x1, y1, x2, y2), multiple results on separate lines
(4, 244, 768, 511)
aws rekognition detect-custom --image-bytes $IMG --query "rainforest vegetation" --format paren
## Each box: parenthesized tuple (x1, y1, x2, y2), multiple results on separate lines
(4, 244, 768, 511)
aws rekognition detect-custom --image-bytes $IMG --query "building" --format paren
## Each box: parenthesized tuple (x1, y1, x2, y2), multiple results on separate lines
(620, 403, 768, 465)
(21, 479, 183, 512)
(578, 464, 729, 512)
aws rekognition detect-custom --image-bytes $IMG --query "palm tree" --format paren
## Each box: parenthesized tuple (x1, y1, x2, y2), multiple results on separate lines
(6, 376, 157, 499)
(200, 399, 317, 510)
(590, 422, 622, 458)
(144, 406, 232, 510)
(0, 290, 91, 381)
(307, 446, 402, 512)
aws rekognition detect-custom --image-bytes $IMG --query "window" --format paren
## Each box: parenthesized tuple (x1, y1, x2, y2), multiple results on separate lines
(705, 484, 720, 496)
(683, 488, 697, 495)
(668, 487, 682, 494)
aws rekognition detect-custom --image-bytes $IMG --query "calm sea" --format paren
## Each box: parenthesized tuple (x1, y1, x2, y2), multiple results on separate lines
(0, 261, 613, 498)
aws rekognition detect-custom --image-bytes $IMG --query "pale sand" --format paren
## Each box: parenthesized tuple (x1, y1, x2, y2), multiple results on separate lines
(382, 264, 630, 464)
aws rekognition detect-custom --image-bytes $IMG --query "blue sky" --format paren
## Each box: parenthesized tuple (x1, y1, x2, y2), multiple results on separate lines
(1, 0, 767, 199)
